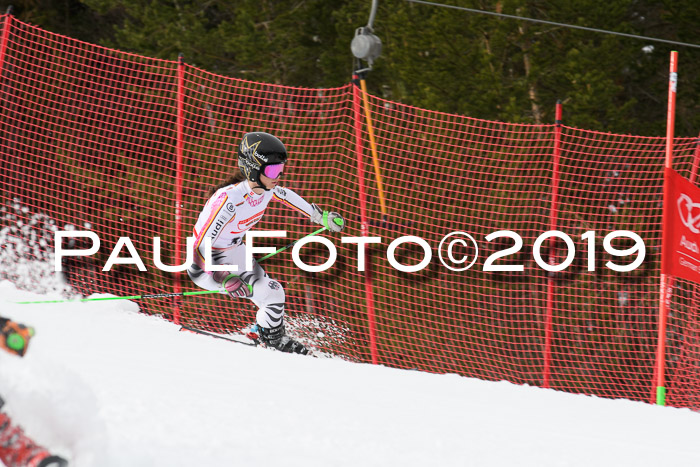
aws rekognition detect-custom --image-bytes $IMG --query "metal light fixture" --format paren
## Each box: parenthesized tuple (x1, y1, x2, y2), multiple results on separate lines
(351, 0, 382, 73)
(351, 27, 382, 67)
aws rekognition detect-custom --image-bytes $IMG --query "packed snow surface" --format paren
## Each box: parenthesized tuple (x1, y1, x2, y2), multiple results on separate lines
(2, 280, 700, 467)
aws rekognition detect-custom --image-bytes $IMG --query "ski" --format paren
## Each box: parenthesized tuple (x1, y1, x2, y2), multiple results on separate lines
(179, 325, 317, 356)
(179, 325, 259, 347)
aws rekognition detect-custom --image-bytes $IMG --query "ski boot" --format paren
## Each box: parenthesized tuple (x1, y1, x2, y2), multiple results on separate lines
(246, 323, 308, 355)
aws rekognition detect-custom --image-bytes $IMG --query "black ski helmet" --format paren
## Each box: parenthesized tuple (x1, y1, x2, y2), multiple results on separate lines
(237, 131, 288, 189)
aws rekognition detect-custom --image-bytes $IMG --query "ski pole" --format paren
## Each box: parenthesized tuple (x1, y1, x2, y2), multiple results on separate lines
(258, 226, 327, 261)
(14, 226, 329, 305)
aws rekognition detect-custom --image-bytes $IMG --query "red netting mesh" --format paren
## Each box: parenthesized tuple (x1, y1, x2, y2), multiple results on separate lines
(1, 15, 699, 407)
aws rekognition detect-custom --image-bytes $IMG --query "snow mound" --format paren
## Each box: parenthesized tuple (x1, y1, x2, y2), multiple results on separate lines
(2, 282, 700, 466)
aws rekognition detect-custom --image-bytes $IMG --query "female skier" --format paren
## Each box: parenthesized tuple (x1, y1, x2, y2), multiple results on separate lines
(187, 132, 345, 355)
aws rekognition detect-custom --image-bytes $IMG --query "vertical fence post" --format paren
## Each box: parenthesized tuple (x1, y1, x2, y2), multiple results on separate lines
(655, 51, 678, 406)
(352, 75, 378, 365)
(0, 8, 12, 78)
(0, 9, 14, 191)
(0, 8, 13, 108)
(543, 100, 563, 388)
(173, 53, 185, 325)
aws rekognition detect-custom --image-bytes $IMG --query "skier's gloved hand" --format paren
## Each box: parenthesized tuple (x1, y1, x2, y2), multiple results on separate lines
(213, 271, 253, 298)
(311, 203, 345, 233)
(0, 317, 34, 357)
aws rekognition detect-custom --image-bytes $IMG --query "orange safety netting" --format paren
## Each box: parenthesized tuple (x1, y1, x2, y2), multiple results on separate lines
(1, 15, 699, 408)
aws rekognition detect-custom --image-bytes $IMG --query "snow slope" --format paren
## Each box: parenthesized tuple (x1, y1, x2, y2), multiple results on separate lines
(2, 280, 700, 467)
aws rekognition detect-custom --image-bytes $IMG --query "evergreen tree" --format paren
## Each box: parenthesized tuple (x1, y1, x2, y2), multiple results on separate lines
(2, 0, 699, 135)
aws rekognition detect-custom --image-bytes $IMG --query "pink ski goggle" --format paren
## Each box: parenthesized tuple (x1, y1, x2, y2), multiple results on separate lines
(262, 163, 285, 179)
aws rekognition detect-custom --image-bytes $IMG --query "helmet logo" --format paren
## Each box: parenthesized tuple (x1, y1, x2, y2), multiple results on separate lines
(240, 135, 267, 166)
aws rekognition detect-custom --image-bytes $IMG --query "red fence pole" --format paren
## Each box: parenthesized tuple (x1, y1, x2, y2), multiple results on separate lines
(352, 76, 378, 365)
(0, 10, 14, 198)
(0, 11, 11, 78)
(655, 50, 678, 406)
(543, 100, 563, 388)
(0, 10, 13, 105)
(173, 54, 185, 325)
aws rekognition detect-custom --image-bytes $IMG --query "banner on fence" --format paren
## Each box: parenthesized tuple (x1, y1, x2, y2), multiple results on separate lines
(663, 167, 700, 283)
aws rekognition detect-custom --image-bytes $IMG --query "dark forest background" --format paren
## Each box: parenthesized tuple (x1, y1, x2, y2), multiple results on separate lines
(2, 0, 700, 136)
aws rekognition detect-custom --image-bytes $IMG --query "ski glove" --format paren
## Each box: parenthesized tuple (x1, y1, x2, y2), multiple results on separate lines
(213, 271, 253, 299)
(0, 317, 34, 357)
(311, 203, 345, 232)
